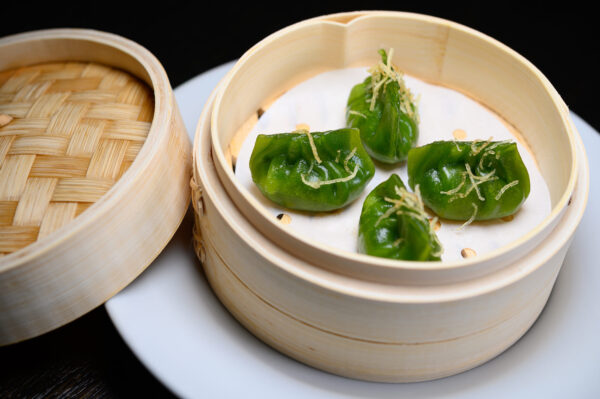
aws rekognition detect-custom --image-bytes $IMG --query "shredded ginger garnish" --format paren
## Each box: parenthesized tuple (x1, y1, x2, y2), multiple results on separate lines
(470, 137, 494, 156)
(454, 140, 463, 152)
(442, 139, 517, 201)
(301, 130, 322, 164)
(301, 147, 359, 189)
(495, 180, 520, 200)
(442, 164, 498, 203)
(439, 139, 519, 231)
(457, 203, 478, 231)
(343, 148, 357, 174)
(301, 164, 359, 189)
(366, 48, 419, 122)
(376, 184, 443, 257)
(347, 110, 367, 119)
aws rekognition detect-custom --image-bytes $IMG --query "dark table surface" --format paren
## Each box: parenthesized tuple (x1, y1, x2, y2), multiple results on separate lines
(1, 2, 598, 398)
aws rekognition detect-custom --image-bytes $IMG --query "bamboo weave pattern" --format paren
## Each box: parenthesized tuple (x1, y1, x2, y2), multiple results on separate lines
(0, 62, 153, 255)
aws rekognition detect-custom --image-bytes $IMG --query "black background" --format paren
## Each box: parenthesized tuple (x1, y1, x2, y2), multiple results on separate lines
(1, 2, 597, 397)
(1, 2, 598, 130)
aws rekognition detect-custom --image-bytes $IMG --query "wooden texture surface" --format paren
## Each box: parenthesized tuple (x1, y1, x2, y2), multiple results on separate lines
(0, 29, 191, 346)
(0, 61, 153, 255)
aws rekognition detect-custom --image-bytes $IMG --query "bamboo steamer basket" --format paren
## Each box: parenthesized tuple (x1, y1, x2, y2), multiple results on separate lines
(192, 12, 589, 382)
(0, 29, 191, 345)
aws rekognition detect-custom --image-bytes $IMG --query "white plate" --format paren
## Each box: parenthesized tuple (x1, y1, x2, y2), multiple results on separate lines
(105, 62, 600, 398)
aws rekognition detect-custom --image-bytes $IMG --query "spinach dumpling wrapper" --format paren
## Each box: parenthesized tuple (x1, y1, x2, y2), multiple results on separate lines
(407, 139, 531, 222)
(250, 128, 375, 212)
(346, 49, 419, 164)
(358, 174, 442, 261)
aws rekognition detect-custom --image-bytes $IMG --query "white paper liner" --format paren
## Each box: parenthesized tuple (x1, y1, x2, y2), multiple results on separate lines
(235, 68, 551, 262)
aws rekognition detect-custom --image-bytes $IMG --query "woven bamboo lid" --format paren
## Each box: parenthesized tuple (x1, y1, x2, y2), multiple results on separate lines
(0, 29, 191, 345)
(0, 61, 153, 254)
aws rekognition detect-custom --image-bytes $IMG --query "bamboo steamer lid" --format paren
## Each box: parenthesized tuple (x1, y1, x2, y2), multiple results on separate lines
(0, 61, 154, 250)
(0, 29, 191, 345)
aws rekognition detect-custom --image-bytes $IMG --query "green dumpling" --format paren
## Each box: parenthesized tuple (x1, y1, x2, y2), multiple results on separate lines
(358, 174, 442, 261)
(249, 128, 375, 212)
(346, 49, 419, 164)
(407, 139, 531, 222)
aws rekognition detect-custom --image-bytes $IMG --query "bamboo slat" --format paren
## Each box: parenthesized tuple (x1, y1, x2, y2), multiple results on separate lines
(0, 62, 153, 255)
